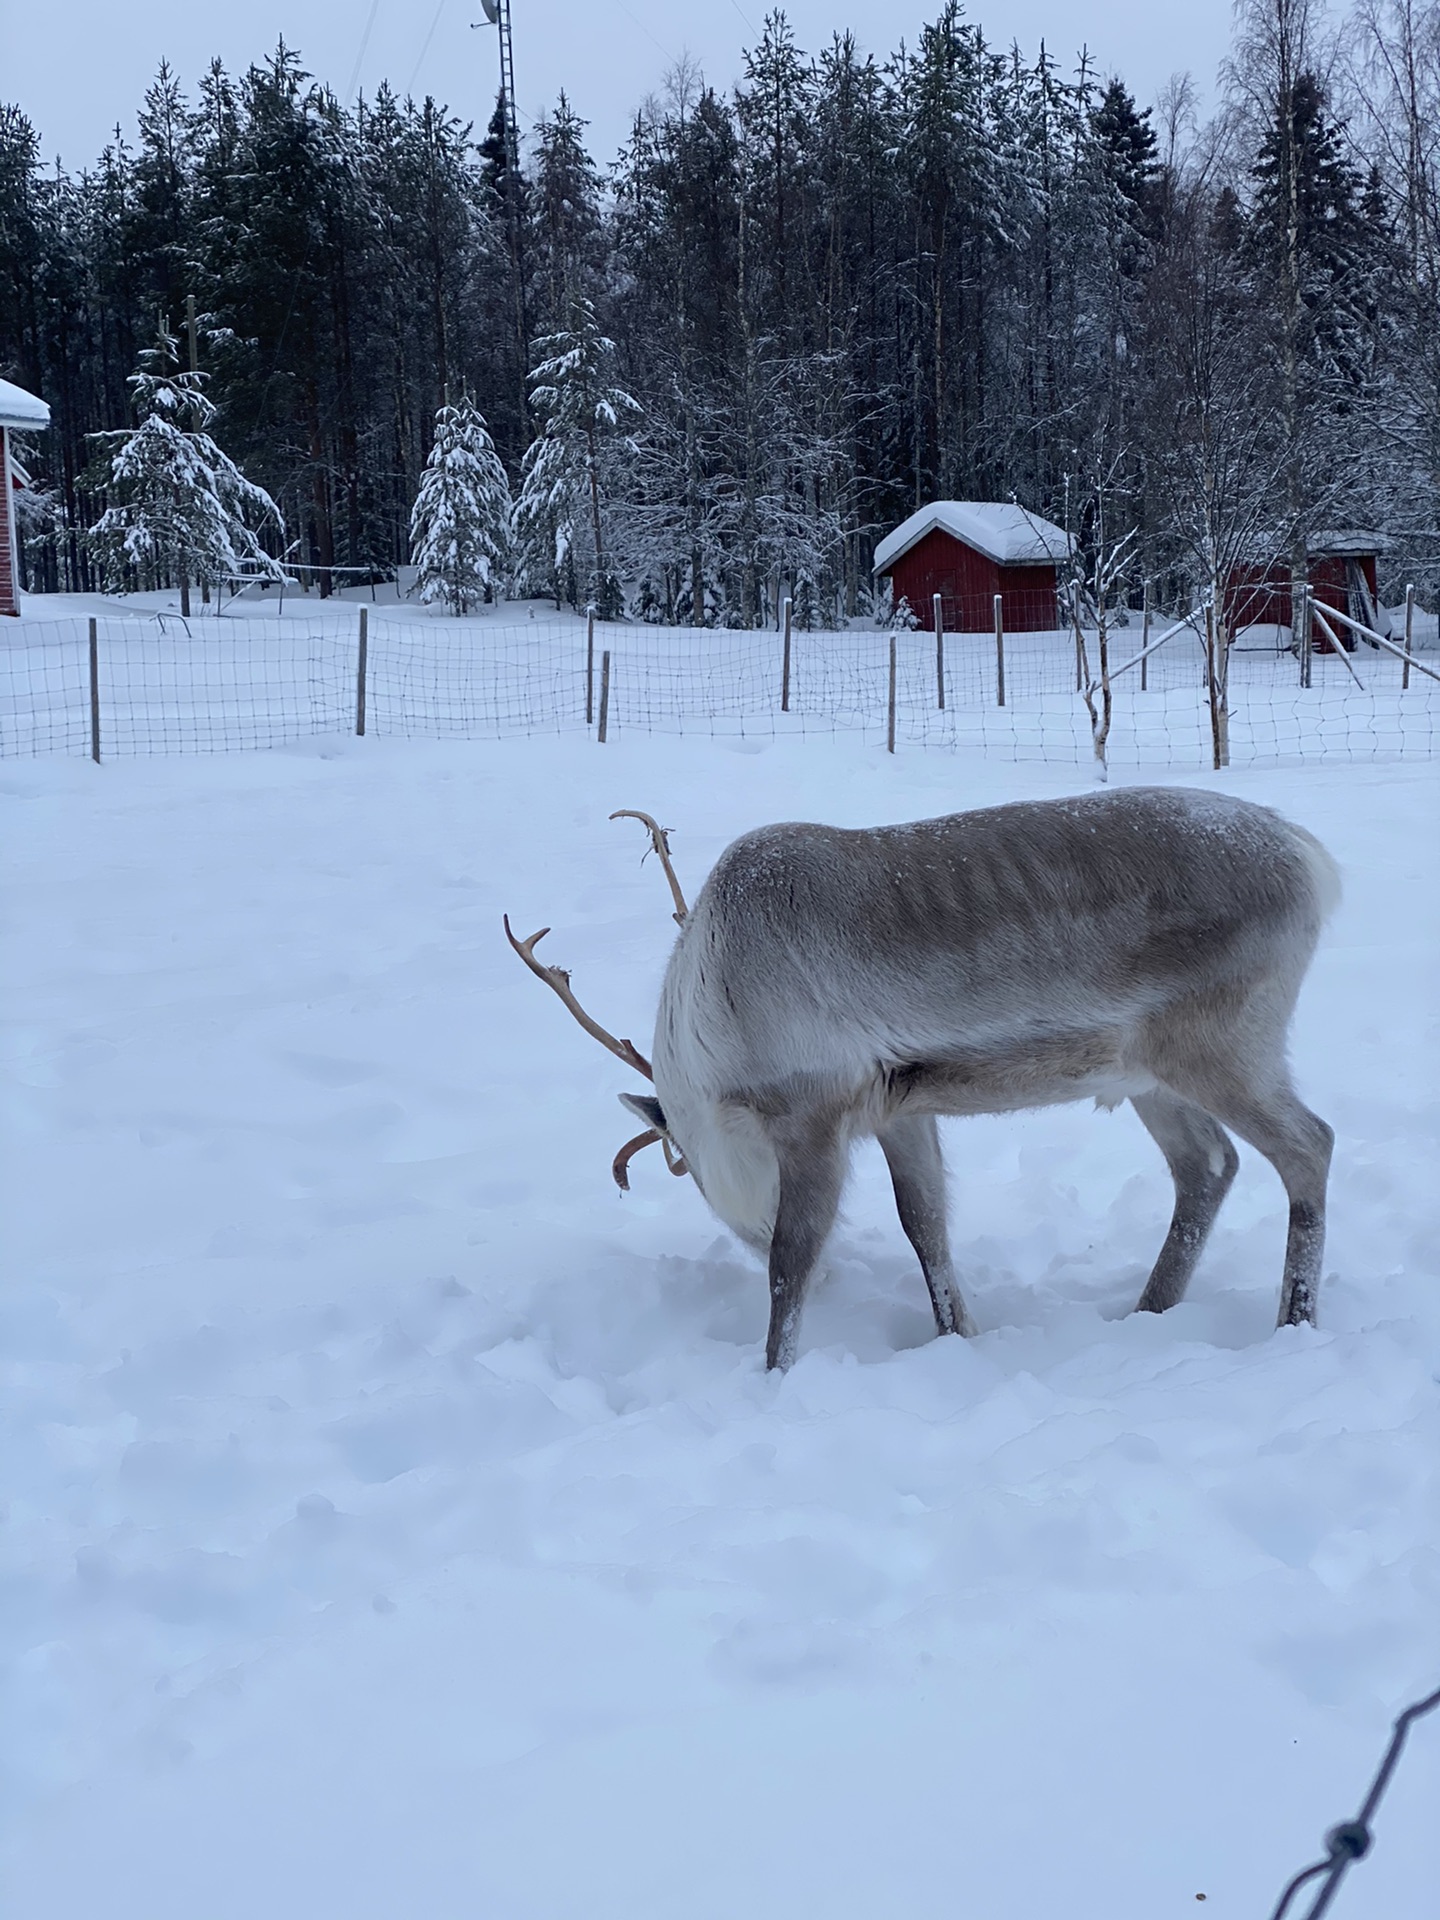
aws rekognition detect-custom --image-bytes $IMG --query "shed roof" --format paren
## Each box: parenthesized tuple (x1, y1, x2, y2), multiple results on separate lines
(873, 500, 1069, 575)
(1232, 528, 1394, 566)
(1307, 529, 1391, 557)
(0, 377, 50, 430)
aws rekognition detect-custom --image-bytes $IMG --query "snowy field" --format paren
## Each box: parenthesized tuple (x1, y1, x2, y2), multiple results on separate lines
(3, 728, 1438, 1918)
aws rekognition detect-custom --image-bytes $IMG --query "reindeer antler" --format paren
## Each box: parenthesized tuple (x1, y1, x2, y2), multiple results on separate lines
(610, 810, 688, 923)
(612, 1126, 690, 1192)
(502, 916, 653, 1080)
(612, 1127, 662, 1190)
(506, 813, 695, 1190)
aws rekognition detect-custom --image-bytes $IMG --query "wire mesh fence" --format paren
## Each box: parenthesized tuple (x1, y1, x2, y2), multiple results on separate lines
(2, 605, 1436, 769)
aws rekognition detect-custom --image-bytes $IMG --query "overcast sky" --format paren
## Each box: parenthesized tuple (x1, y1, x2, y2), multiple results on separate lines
(7, 1, 1234, 171)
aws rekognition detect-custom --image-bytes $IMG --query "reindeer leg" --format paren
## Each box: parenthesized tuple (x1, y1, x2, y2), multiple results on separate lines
(876, 1112, 976, 1338)
(1196, 1084, 1332, 1327)
(764, 1109, 847, 1371)
(1130, 1088, 1239, 1314)
(1146, 1043, 1333, 1327)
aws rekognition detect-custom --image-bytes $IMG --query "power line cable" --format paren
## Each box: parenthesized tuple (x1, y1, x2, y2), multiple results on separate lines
(406, 1, 451, 98)
(346, 0, 384, 105)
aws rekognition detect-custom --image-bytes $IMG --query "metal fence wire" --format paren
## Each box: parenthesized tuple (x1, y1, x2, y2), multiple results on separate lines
(1, 605, 1437, 769)
(1268, 1681, 1440, 1920)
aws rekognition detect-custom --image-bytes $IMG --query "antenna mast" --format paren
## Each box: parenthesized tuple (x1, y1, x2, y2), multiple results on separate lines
(477, 0, 528, 424)
(497, 0, 520, 182)
(478, 0, 520, 182)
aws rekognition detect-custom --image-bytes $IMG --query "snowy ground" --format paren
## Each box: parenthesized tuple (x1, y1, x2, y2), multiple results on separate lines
(3, 730, 1438, 1918)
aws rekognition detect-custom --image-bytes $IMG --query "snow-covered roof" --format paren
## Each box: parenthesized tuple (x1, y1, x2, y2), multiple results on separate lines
(873, 500, 1069, 575)
(0, 377, 50, 430)
(1307, 529, 1391, 557)
(1235, 528, 1394, 564)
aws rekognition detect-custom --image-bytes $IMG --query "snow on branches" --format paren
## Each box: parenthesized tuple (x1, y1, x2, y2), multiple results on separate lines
(409, 396, 512, 614)
(513, 299, 640, 616)
(88, 333, 283, 599)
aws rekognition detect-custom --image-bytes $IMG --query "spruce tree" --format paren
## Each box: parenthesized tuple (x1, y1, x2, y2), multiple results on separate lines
(513, 300, 640, 614)
(409, 395, 512, 613)
(88, 330, 283, 601)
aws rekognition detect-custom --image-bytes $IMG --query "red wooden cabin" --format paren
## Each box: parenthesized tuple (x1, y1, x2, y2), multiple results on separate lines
(873, 501, 1067, 632)
(1223, 533, 1391, 650)
(1, 377, 51, 616)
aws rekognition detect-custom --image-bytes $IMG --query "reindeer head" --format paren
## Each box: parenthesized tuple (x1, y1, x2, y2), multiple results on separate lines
(504, 810, 690, 1191)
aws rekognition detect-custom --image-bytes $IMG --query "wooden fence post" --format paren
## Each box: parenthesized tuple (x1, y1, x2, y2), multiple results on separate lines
(585, 604, 596, 724)
(1140, 583, 1150, 692)
(993, 593, 1005, 707)
(932, 592, 944, 710)
(597, 648, 611, 743)
(88, 617, 100, 763)
(355, 606, 368, 735)
(887, 633, 897, 754)
(781, 596, 792, 712)
(1297, 582, 1312, 689)
(1403, 583, 1414, 691)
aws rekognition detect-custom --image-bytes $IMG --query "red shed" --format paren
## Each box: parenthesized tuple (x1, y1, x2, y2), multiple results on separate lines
(873, 500, 1066, 632)
(1223, 532, 1391, 649)
(1, 376, 51, 616)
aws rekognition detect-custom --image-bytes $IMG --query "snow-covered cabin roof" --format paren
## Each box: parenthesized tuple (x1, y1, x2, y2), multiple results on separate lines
(1233, 528, 1394, 565)
(0, 377, 50, 431)
(1307, 529, 1391, 557)
(873, 500, 1069, 575)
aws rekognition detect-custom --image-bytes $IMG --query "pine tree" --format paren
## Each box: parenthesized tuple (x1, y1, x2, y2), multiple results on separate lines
(409, 395, 512, 613)
(513, 299, 640, 614)
(88, 330, 283, 599)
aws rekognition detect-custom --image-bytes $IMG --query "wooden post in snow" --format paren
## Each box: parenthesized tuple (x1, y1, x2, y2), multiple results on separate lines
(355, 606, 368, 735)
(585, 604, 596, 724)
(782, 596, 793, 712)
(1403, 584, 1414, 692)
(1140, 584, 1150, 692)
(88, 618, 100, 763)
(993, 593, 1005, 707)
(887, 633, 897, 753)
(932, 592, 944, 710)
(597, 648, 611, 743)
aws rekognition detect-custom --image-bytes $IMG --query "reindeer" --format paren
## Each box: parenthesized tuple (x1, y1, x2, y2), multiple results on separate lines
(506, 789, 1338, 1371)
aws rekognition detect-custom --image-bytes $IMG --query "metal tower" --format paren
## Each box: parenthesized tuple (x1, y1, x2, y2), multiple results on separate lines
(479, 0, 520, 183)
(477, 0, 528, 426)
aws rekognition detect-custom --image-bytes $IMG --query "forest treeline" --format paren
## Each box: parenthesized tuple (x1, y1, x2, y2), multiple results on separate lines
(1, 0, 1437, 623)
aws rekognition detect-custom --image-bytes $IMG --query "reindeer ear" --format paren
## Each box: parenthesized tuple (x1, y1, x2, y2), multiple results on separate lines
(619, 1091, 667, 1131)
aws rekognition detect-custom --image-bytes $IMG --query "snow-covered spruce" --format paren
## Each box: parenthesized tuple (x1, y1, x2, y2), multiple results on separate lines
(88, 333, 283, 602)
(512, 298, 639, 616)
(409, 396, 513, 615)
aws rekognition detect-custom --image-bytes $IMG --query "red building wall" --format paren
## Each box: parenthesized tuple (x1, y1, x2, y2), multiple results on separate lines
(996, 562, 1062, 632)
(0, 427, 17, 617)
(888, 526, 1059, 631)
(1223, 554, 1378, 640)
